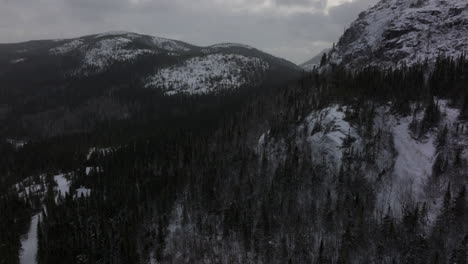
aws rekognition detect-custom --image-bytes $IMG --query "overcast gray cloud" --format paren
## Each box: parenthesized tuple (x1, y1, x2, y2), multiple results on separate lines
(0, 0, 378, 64)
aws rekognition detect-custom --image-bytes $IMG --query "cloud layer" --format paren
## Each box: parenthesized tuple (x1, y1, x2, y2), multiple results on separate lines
(0, 0, 378, 63)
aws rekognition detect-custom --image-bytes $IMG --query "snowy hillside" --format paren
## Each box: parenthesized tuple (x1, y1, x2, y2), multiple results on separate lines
(75, 37, 155, 75)
(322, 0, 468, 68)
(258, 99, 467, 218)
(1, 32, 298, 95)
(47, 33, 191, 75)
(145, 54, 269, 95)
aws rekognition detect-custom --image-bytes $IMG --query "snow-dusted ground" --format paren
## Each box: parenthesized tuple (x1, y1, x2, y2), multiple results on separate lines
(371, 106, 435, 216)
(374, 101, 463, 220)
(19, 214, 39, 264)
(146, 54, 269, 95)
(392, 116, 435, 202)
(259, 101, 464, 221)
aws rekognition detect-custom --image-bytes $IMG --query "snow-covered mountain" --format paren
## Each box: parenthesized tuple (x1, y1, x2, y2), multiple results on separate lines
(0, 32, 300, 137)
(310, 0, 468, 69)
(0, 32, 299, 95)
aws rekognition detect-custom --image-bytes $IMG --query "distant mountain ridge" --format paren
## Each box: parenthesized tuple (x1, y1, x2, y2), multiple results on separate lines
(0, 31, 299, 95)
(0, 32, 300, 137)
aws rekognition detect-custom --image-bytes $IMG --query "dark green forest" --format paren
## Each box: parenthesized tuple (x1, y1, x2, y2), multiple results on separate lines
(1, 56, 468, 264)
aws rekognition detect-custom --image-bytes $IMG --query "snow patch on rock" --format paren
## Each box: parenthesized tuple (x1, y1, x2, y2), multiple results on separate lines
(299, 105, 360, 170)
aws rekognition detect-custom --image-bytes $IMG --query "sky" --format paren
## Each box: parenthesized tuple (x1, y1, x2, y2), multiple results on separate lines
(0, 0, 378, 64)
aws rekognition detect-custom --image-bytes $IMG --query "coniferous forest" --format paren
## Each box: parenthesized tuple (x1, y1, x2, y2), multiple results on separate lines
(1, 55, 467, 263)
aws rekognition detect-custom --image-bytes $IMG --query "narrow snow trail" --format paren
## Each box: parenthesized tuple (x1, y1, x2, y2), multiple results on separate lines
(19, 214, 39, 264)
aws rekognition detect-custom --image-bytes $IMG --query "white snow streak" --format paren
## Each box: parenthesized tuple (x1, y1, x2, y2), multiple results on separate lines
(10, 58, 26, 64)
(392, 117, 436, 201)
(19, 214, 39, 264)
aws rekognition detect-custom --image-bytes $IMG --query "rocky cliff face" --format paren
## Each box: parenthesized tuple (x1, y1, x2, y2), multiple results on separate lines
(327, 0, 468, 68)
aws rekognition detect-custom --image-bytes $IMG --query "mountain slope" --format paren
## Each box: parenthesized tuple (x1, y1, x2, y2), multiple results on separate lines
(0, 32, 300, 137)
(0, 32, 299, 95)
(307, 0, 468, 69)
